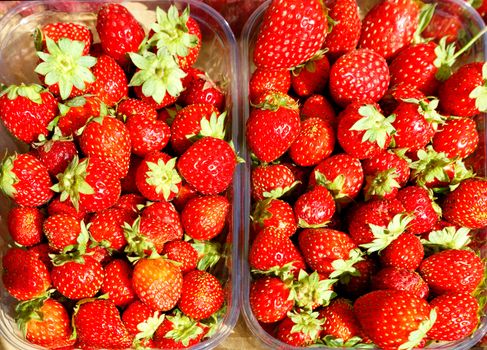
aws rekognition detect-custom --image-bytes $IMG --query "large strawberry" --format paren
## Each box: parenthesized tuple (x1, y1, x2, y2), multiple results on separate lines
(162, 240, 198, 274)
(43, 213, 81, 252)
(0, 84, 58, 144)
(432, 117, 479, 159)
(250, 276, 294, 323)
(251, 198, 297, 237)
(181, 195, 229, 240)
(253, 0, 328, 69)
(90, 54, 128, 106)
(0, 153, 53, 207)
(251, 163, 298, 201)
(294, 186, 336, 228)
(7, 207, 44, 247)
(324, 0, 361, 59)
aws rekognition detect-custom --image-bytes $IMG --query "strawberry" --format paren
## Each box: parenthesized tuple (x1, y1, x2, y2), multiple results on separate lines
(47, 195, 87, 221)
(438, 62, 487, 117)
(136, 151, 182, 201)
(250, 276, 294, 323)
(246, 91, 300, 162)
(141, 200, 183, 240)
(289, 117, 335, 167)
(132, 257, 183, 311)
(74, 298, 132, 348)
(126, 111, 171, 157)
(178, 72, 225, 111)
(181, 195, 229, 240)
(324, 0, 361, 60)
(2, 247, 51, 301)
(276, 311, 325, 346)
(31, 137, 78, 177)
(0, 153, 53, 207)
(294, 185, 336, 228)
(336, 256, 377, 299)
(427, 293, 480, 341)
(379, 233, 424, 271)
(329, 49, 390, 107)
(249, 68, 291, 104)
(43, 214, 80, 252)
(358, 0, 421, 60)
(117, 98, 158, 120)
(300, 94, 337, 127)
(396, 186, 439, 235)
(16, 297, 74, 349)
(122, 300, 158, 336)
(354, 290, 435, 350)
(101, 259, 137, 307)
(56, 95, 102, 137)
(113, 193, 145, 214)
(422, 10, 462, 44)
(319, 298, 364, 343)
(371, 267, 429, 299)
(7, 206, 44, 247)
(442, 178, 487, 229)
(90, 54, 128, 106)
(337, 103, 395, 159)
(309, 153, 364, 207)
(177, 136, 237, 195)
(432, 117, 479, 159)
(89, 207, 135, 251)
(291, 53, 330, 97)
(0, 84, 58, 144)
(251, 163, 298, 201)
(253, 0, 327, 69)
(178, 270, 224, 320)
(251, 198, 297, 237)
(124, 216, 177, 256)
(96, 3, 145, 67)
(79, 115, 132, 179)
(153, 310, 207, 348)
(162, 240, 198, 273)
(418, 249, 484, 294)
(35, 22, 92, 55)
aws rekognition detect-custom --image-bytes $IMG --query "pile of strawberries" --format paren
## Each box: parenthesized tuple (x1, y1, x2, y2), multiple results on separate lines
(246, 0, 487, 349)
(0, 3, 238, 349)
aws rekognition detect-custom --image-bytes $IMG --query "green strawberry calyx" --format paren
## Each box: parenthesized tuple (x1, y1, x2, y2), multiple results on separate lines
(49, 221, 92, 266)
(252, 91, 299, 112)
(412, 3, 436, 44)
(329, 248, 365, 284)
(449, 159, 475, 191)
(51, 156, 95, 211)
(1, 83, 45, 104)
(251, 198, 275, 226)
(15, 291, 54, 337)
(200, 305, 226, 340)
(134, 311, 165, 343)
(145, 156, 182, 200)
(289, 270, 337, 310)
(398, 309, 437, 350)
(148, 5, 198, 58)
(0, 153, 19, 199)
(410, 146, 455, 189)
(129, 48, 187, 104)
(314, 171, 350, 202)
(288, 310, 325, 342)
(364, 168, 401, 201)
(469, 61, 487, 113)
(322, 335, 375, 348)
(35, 37, 97, 100)
(351, 105, 396, 149)
(421, 226, 471, 251)
(186, 111, 227, 142)
(262, 180, 300, 199)
(292, 49, 327, 75)
(163, 310, 205, 347)
(251, 261, 298, 282)
(360, 214, 414, 254)
(404, 97, 445, 126)
(189, 239, 222, 271)
(123, 216, 160, 262)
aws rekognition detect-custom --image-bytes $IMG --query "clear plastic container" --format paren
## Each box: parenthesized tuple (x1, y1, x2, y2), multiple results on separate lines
(0, 1, 241, 349)
(240, 0, 487, 349)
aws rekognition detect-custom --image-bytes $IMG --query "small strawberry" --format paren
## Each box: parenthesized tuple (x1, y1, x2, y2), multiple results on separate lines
(371, 267, 429, 299)
(329, 49, 389, 107)
(122, 300, 159, 337)
(422, 10, 462, 44)
(250, 276, 294, 323)
(47, 195, 87, 221)
(141, 200, 184, 240)
(89, 207, 135, 251)
(319, 298, 364, 343)
(251, 198, 297, 237)
(31, 136, 78, 177)
(379, 232, 424, 271)
(182, 195, 229, 240)
(291, 53, 330, 97)
(43, 214, 81, 252)
(300, 94, 337, 127)
(7, 206, 44, 247)
(249, 68, 291, 104)
(396, 186, 439, 235)
(276, 311, 325, 346)
(251, 163, 298, 201)
(253, 0, 328, 69)
(101, 259, 137, 307)
(90, 54, 128, 106)
(178, 72, 225, 111)
(35, 22, 92, 55)
(432, 117, 479, 159)
(294, 185, 336, 228)
(162, 240, 198, 273)
(0, 84, 58, 144)
(56, 95, 103, 137)
(124, 216, 177, 257)
(0, 152, 53, 207)
(324, 0, 361, 59)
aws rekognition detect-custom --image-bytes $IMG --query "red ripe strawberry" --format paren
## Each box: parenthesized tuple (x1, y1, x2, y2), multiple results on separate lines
(178, 270, 224, 320)
(380, 83, 425, 116)
(56, 95, 102, 137)
(47, 195, 87, 221)
(51, 254, 104, 299)
(170, 103, 220, 155)
(43, 214, 80, 252)
(324, 0, 361, 59)
(442, 178, 487, 229)
(181, 195, 229, 240)
(247, 91, 300, 162)
(329, 49, 389, 107)
(124, 216, 177, 256)
(74, 299, 132, 348)
(80, 115, 131, 178)
(427, 293, 479, 341)
(177, 136, 237, 195)
(253, 0, 327, 69)
(419, 249, 484, 294)
(53, 156, 121, 213)
(300, 94, 337, 127)
(162, 240, 198, 273)
(16, 297, 74, 349)
(249, 68, 291, 104)
(0, 84, 57, 144)
(250, 276, 293, 323)
(153, 311, 206, 348)
(432, 117, 479, 159)
(8, 207, 44, 247)
(132, 257, 183, 311)
(319, 298, 363, 342)
(379, 233, 424, 271)
(113, 193, 145, 215)
(90, 54, 128, 107)
(354, 290, 434, 350)
(122, 300, 158, 336)
(251, 198, 297, 237)
(136, 151, 182, 201)
(178, 72, 225, 111)
(36, 22, 92, 55)
(298, 228, 357, 275)
(291, 54, 330, 97)
(141, 200, 183, 240)
(289, 117, 335, 167)
(2, 247, 51, 301)
(309, 153, 364, 207)
(276, 311, 324, 346)
(96, 3, 145, 67)
(371, 266, 429, 299)
(438, 62, 487, 117)
(422, 10, 462, 44)
(249, 227, 306, 275)
(358, 0, 421, 60)
(337, 103, 395, 159)
(101, 259, 137, 307)
(251, 163, 298, 201)
(0, 153, 53, 207)
(31, 138, 78, 177)
(396, 186, 439, 235)
(118, 98, 158, 119)
(294, 186, 336, 228)
(89, 207, 135, 251)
